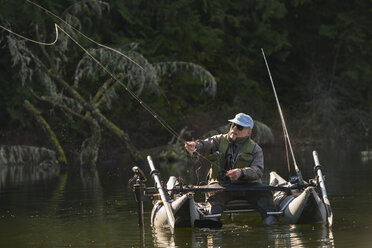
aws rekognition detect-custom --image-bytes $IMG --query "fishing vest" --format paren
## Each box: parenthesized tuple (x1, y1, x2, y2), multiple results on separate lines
(209, 134, 256, 179)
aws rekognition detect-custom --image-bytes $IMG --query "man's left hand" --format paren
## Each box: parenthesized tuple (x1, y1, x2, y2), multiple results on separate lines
(226, 169, 242, 181)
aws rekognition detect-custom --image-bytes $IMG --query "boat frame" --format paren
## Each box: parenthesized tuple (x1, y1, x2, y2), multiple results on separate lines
(131, 151, 332, 230)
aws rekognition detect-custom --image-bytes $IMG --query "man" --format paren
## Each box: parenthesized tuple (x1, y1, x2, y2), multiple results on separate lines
(185, 113, 278, 225)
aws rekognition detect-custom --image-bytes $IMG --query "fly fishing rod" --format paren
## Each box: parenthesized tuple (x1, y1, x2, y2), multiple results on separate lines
(261, 48, 304, 185)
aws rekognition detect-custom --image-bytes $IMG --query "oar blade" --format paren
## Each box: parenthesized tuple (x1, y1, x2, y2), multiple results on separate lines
(312, 151, 333, 227)
(163, 202, 175, 233)
(147, 156, 176, 234)
(323, 196, 333, 226)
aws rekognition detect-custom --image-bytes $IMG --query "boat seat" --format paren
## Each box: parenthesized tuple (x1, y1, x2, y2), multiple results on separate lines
(199, 200, 281, 216)
(224, 200, 256, 210)
(223, 200, 257, 213)
(224, 200, 283, 216)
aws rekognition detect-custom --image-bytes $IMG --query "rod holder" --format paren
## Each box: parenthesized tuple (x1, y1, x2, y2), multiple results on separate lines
(132, 166, 147, 227)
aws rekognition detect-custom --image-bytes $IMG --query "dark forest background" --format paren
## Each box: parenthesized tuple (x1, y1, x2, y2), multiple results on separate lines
(0, 0, 371, 166)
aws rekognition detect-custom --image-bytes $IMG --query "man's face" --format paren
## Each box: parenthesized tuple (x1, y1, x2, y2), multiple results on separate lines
(228, 123, 252, 141)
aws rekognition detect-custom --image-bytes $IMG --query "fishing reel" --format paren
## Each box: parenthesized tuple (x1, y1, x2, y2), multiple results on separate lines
(218, 170, 231, 185)
(128, 166, 147, 191)
(289, 176, 299, 184)
(133, 166, 147, 181)
(191, 150, 200, 162)
(288, 175, 308, 189)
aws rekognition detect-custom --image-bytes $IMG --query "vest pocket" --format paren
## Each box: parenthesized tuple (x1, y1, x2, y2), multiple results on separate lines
(208, 153, 222, 178)
(237, 153, 253, 167)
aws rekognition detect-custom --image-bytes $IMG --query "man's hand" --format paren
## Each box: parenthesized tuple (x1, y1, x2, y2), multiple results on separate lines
(226, 169, 242, 181)
(184, 141, 196, 154)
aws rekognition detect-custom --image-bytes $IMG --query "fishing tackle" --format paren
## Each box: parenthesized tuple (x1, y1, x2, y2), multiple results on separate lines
(261, 49, 304, 185)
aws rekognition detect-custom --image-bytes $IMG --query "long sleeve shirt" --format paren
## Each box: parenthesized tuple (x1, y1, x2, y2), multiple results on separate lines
(195, 134, 264, 183)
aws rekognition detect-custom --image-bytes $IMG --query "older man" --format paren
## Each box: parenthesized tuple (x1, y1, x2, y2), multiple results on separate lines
(185, 113, 278, 225)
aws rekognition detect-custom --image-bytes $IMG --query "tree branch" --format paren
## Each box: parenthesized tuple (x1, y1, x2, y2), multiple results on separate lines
(92, 109, 143, 160)
(93, 73, 124, 107)
(24, 100, 68, 165)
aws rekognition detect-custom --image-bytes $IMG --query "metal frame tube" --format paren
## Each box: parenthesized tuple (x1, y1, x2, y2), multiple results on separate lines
(313, 151, 333, 226)
(147, 156, 175, 233)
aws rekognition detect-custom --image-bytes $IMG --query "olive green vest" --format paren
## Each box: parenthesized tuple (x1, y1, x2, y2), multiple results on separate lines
(208, 134, 256, 179)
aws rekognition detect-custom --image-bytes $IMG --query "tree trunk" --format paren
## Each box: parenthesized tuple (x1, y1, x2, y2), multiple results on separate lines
(24, 100, 68, 165)
(79, 114, 101, 166)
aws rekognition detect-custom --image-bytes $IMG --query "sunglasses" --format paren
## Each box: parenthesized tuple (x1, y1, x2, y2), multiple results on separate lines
(231, 123, 244, 131)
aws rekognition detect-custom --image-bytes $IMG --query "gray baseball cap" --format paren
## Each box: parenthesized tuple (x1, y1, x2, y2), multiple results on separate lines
(228, 113, 254, 128)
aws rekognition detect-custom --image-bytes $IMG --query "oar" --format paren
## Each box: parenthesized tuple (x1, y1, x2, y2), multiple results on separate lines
(147, 155, 175, 233)
(313, 151, 333, 226)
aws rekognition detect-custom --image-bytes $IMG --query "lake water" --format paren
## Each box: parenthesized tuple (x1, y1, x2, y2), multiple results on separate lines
(0, 144, 371, 247)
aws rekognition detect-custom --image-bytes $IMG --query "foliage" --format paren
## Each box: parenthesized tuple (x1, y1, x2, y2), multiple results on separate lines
(1, 0, 372, 164)
(0, 145, 57, 165)
(0, 0, 219, 165)
(276, 0, 372, 141)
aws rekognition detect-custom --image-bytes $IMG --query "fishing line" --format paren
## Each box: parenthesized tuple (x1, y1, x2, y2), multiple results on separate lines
(0, 23, 58, 46)
(1, 0, 211, 162)
(1, 1, 178, 139)
(261, 48, 302, 182)
(25, 0, 144, 71)
(57, 25, 185, 142)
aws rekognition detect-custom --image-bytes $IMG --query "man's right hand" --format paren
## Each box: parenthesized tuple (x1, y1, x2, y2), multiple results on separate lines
(184, 141, 196, 154)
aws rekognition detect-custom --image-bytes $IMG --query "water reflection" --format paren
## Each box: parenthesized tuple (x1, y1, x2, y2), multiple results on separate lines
(360, 149, 372, 163)
(0, 162, 60, 190)
(268, 224, 334, 248)
(0, 162, 142, 247)
(152, 227, 176, 247)
(1, 144, 372, 247)
(151, 222, 334, 248)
